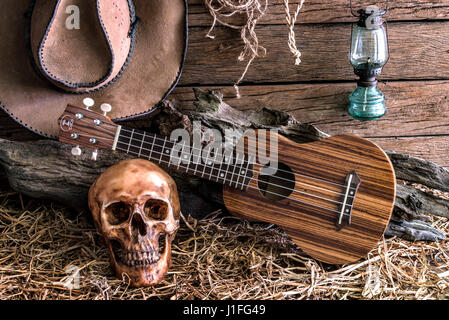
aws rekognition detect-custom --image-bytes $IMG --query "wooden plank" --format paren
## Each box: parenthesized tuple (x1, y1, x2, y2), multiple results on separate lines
(188, 0, 449, 25)
(180, 22, 449, 85)
(169, 81, 449, 168)
(2, 80, 449, 167)
(170, 81, 449, 137)
(370, 136, 449, 168)
(5, 79, 449, 138)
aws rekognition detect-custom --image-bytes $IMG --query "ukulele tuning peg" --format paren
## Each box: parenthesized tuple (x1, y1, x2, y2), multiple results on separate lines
(83, 98, 95, 110)
(100, 103, 112, 116)
(71, 146, 82, 156)
(91, 149, 98, 161)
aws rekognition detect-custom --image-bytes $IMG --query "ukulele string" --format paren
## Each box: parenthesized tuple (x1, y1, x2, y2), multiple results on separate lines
(97, 121, 352, 191)
(115, 141, 351, 207)
(114, 144, 351, 216)
(118, 127, 351, 190)
(113, 125, 357, 195)
(76, 132, 354, 209)
(78, 122, 357, 199)
(86, 129, 354, 206)
(118, 127, 356, 195)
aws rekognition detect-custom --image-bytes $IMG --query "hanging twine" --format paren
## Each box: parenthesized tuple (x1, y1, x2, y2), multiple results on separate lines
(284, 0, 305, 65)
(204, 0, 305, 97)
(205, 0, 268, 98)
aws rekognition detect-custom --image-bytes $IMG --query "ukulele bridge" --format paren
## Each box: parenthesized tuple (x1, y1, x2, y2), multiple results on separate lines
(336, 171, 361, 228)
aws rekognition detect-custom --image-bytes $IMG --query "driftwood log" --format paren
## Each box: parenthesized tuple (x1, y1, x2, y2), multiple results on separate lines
(0, 89, 447, 242)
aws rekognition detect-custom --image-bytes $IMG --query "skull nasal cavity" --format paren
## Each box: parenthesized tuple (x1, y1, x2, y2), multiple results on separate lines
(131, 213, 147, 238)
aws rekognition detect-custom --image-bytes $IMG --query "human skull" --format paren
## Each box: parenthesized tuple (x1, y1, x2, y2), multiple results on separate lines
(88, 159, 180, 287)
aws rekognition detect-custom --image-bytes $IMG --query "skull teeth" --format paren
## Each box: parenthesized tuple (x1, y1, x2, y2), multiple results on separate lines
(120, 251, 161, 267)
(111, 235, 167, 268)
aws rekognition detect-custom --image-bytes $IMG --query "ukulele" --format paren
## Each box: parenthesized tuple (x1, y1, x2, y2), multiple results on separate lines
(58, 100, 396, 264)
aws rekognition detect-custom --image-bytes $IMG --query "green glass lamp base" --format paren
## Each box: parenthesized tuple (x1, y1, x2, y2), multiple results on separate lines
(347, 86, 386, 121)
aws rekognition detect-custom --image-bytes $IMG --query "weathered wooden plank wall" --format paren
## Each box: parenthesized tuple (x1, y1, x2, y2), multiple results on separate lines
(2, 0, 449, 167)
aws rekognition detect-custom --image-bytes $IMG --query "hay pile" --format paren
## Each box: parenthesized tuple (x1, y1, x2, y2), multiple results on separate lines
(0, 183, 448, 300)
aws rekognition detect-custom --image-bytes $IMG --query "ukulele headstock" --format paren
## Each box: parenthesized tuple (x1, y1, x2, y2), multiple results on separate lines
(58, 98, 119, 160)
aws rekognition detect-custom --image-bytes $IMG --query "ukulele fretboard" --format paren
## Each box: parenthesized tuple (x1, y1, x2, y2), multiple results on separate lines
(115, 127, 255, 190)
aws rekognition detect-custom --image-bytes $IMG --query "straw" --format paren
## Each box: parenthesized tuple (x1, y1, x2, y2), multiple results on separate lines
(0, 183, 448, 300)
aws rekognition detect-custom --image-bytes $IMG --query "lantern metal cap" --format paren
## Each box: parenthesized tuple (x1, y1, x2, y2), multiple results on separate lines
(356, 8, 386, 28)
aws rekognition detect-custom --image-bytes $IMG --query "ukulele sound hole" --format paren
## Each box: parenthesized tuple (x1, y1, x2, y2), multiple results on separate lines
(257, 163, 295, 201)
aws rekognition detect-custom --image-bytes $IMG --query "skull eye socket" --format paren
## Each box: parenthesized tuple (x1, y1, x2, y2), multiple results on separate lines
(144, 200, 169, 221)
(105, 201, 130, 225)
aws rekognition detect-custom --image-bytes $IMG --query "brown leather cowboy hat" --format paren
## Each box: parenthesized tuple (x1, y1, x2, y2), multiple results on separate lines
(0, 0, 187, 138)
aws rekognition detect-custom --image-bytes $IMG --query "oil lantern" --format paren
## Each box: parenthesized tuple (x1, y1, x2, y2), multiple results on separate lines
(348, 2, 389, 120)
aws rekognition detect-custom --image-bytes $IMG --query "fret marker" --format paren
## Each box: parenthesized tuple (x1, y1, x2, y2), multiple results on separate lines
(138, 131, 145, 157)
(159, 137, 167, 163)
(230, 154, 239, 188)
(148, 135, 156, 160)
(220, 173, 224, 177)
(185, 146, 193, 174)
(127, 129, 135, 153)
(201, 152, 210, 178)
(241, 157, 252, 190)
(177, 141, 186, 170)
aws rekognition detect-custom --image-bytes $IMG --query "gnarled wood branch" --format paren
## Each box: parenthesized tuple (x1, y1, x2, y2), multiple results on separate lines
(0, 89, 447, 242)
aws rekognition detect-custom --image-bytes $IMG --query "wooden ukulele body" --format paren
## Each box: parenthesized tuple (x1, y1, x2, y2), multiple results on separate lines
(223, 132, 396, 264)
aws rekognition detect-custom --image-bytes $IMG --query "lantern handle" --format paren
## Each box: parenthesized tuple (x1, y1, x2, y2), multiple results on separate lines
(350, 0, 389, 17)
(385, 20, 390, 65)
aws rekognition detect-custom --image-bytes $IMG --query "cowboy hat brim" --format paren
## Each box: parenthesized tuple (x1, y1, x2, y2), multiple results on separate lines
(0, 0, 188, 138)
